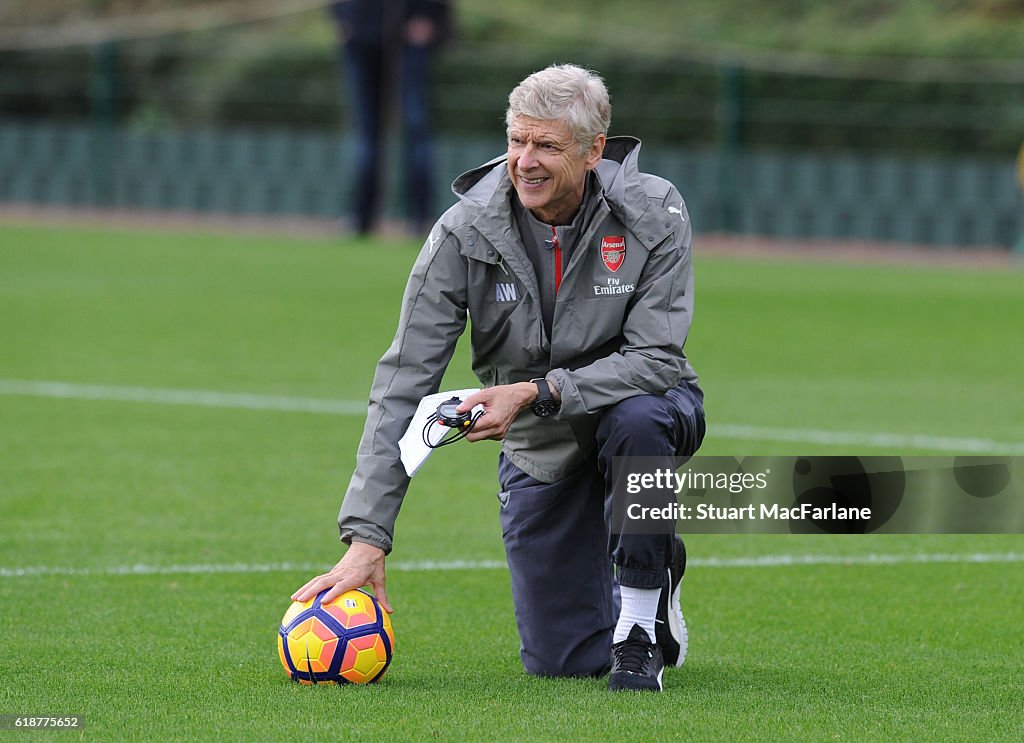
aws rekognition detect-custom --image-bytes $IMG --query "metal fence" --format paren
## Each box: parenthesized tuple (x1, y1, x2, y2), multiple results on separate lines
(1, 119, 1020, 248)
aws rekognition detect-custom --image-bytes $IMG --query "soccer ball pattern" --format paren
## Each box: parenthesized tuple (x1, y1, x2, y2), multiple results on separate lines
(278, 588, 394, 685)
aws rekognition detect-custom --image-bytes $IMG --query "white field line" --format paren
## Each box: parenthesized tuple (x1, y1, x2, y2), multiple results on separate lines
(712, 424, 1024, 455)
(0, 379, 367, 416)
(3, 379, 1024, 454)
(1, 553, 1022, 579)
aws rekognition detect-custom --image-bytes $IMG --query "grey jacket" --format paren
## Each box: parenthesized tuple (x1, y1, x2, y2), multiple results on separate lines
(338, 136, 699, 553)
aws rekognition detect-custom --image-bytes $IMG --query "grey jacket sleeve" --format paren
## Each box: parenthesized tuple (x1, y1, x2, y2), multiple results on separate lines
(338, 228, 468, 553)
(550, 190, 694, 417)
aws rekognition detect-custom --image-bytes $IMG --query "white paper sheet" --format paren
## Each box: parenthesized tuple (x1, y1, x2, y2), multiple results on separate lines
(398, 388, 483, 477)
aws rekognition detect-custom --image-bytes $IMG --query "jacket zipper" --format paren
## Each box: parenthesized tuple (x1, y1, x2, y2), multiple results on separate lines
(551, 226, 562, 294)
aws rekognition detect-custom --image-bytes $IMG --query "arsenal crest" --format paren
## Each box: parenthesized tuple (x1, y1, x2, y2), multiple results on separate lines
(601, 236, 626, 272)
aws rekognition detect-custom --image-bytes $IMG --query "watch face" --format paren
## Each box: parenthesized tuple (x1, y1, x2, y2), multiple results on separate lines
(532, 399, 559, 418)
(437, 402, 461, 419)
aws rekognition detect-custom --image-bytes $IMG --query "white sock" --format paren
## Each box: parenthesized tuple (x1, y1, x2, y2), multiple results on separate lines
(614, 586, 661, 644)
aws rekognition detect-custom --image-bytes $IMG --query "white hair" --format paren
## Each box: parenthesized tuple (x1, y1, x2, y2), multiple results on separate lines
(506, 64, 611, 155)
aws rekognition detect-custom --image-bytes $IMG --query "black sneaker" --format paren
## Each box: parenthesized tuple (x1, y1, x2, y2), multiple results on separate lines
(655, 535, 688, 667)
(608, 624, 664, 692)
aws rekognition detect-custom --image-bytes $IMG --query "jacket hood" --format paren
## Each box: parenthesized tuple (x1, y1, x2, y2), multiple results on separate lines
(451, 136, 645, 217)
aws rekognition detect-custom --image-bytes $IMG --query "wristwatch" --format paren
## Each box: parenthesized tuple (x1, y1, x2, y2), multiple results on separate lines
(529, 377, 560, 418)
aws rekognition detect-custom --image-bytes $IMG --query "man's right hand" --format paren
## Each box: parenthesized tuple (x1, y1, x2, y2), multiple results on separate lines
(290, 542, 392, 613)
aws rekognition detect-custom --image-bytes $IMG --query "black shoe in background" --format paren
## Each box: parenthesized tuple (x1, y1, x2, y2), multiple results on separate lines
(655, 535, 688, 667)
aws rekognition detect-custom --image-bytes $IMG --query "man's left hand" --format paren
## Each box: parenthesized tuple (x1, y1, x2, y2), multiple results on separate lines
(457, 383, 536, 441)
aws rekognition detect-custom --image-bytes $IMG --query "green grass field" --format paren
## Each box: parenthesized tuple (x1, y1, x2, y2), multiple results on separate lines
(1, 224, 1023, 741)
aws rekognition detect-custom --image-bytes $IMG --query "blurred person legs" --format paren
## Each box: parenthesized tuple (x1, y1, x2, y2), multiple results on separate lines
(332, 0, 451, 237)
(401, 40, 435, 235)
(341, 40, 386, 236)
(1016, 143, 1024, 253)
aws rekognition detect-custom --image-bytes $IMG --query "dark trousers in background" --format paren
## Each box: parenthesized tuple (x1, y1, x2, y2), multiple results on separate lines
(340, 40, 435, 234)
(497, 380, 705, 677)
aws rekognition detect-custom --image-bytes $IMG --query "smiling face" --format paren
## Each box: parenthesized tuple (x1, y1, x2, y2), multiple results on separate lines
(506, 115, 605, 226)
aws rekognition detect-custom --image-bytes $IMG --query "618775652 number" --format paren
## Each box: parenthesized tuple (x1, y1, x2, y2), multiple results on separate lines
(0, 715, 84, 730)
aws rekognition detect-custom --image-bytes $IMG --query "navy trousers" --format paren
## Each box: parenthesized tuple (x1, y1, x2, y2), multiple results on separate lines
(497, 380, 705, 677)
(340, 40, 435, 233)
